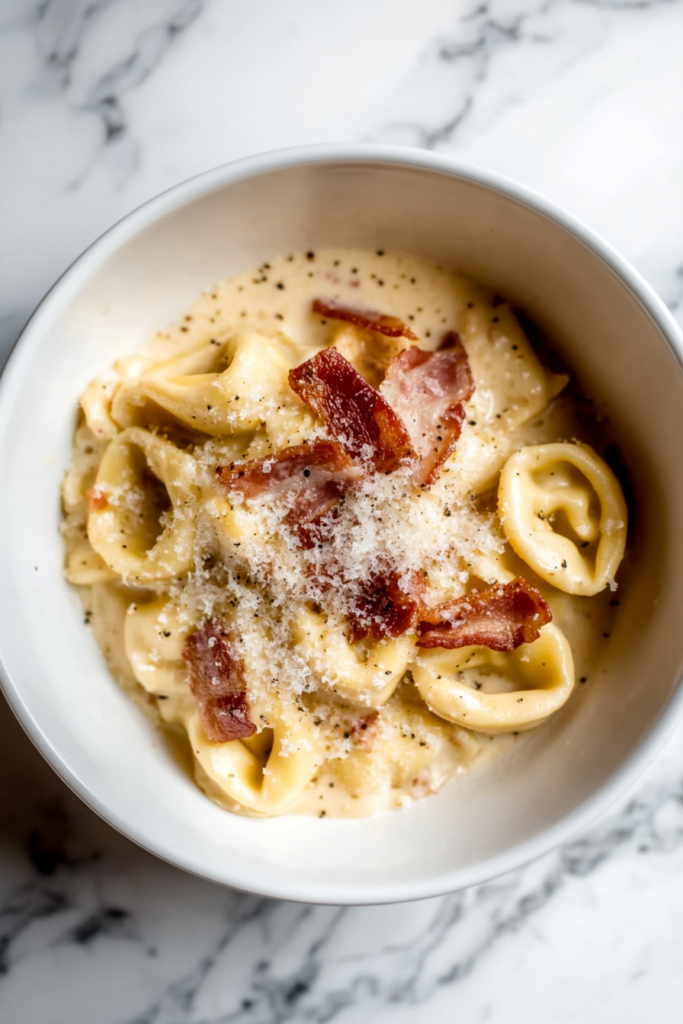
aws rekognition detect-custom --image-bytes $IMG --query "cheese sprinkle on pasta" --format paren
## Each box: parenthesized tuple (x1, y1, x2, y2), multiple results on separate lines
(61, 248, 627, 818)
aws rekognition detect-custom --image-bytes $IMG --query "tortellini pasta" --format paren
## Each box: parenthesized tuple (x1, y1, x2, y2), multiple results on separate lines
(87, 427, 199, 583)
(292, 608, 415, 706)
(65, 535, 119, 585)
(81, 370, 121, 440)
(462, 301, 568, 430)
(61, 422, 118, 584)
(332, 691, 480, 797)
(498, 442, 628, 596)
(188, 703, 321, 816)
(62, 247, 629, 819)
(112, 332, 311, 441)
(413, 623, 574, 733)
(124, 596, 193, 698)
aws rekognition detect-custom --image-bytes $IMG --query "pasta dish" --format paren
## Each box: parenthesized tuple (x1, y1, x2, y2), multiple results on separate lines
(61, 249, 628, 817)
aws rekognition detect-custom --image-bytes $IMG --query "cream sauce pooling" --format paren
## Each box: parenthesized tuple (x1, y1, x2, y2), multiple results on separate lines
(64, 248, 622, 819)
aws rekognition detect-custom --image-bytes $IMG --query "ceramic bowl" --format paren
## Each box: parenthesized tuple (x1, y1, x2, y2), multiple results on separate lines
(1, 146, 683, 904)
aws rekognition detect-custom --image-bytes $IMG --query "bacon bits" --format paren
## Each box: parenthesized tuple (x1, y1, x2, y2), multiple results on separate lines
(87, 487, 109, 512)
(380, 333, 475, 486)
(347, 569, 426, 643)
(289, 348, 413, 473)
(182, 620, 256, 741)
(312, 299, 418, 341)
(216, 439, 364, 548)
(417, 578, 552, 651)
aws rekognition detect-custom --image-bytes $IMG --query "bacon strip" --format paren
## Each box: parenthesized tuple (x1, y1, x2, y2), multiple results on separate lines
(306, 563, 425, 642)
(294, 504, 344, 551)
(417, 578, 551, 650)
(380, 333, 475, 486)
(312, 299, 418, 341)
(216, 439, 364, 548)
(347, 569, 425, 643)
(289, 348, 413, 473)
(182, 620, 256, 741)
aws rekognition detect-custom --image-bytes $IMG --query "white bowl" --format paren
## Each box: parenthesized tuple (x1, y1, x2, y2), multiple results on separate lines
(2, 146, 683, 905)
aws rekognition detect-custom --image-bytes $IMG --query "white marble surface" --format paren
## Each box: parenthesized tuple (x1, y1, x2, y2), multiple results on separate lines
(2, 0, 683, 1020)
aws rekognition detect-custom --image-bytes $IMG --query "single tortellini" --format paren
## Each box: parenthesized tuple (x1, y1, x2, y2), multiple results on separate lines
(188, 702, 321, 816)
(88, 427, 199, 583)
(413, 623, 574, 733)
(499, 442, 627, 596)
(462, 301, 568, 430)
(292, 608, 415, 706)
(111, 332, 305, 437)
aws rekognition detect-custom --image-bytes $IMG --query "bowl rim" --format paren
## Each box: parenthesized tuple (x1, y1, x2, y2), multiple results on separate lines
(2, 142, 683, 905)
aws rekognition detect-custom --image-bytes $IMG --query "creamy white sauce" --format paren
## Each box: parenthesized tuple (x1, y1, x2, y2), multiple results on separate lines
(62, 248, 622, 819)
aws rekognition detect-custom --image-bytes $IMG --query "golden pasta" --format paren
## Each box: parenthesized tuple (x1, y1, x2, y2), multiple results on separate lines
(61, 248, 628, 818)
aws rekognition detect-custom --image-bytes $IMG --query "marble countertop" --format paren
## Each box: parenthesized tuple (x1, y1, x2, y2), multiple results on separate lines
(2, 1, 683, 1020)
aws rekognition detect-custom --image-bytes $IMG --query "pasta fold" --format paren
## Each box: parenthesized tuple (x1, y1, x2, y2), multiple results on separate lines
(292, 608, 415, 706)
(111, 332, 308, 438)
(498, 442, 627, 595)
(88, 427, 199, 582)
(413, 623, 574, 732)
(188, 703, 321, 815)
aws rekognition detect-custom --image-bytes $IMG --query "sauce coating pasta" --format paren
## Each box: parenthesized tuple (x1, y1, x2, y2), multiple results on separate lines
(61, 249, 628, 817)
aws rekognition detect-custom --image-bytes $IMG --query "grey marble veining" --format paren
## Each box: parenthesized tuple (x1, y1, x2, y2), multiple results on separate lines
(3, 690, 683, 1023)
(2, 0, 683, 1020)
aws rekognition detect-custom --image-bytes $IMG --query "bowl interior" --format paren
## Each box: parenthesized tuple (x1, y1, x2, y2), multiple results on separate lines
(1, 154, 683, 903)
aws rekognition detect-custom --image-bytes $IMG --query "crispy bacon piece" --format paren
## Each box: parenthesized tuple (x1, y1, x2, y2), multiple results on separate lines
(417, 578, 551, 650)
(216, 439, 363, 548)
(306, 563, 425, 642)
(295, 504, 342, 550)
(312, 299, 418, 341)
(289, 348, 413, 472)
(304, 560, 349, 596)
(347, 568, 426, 643)
(182, 620, 256, 741)
(380, 333, 475, 486)
(87, 487, 109, 512)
